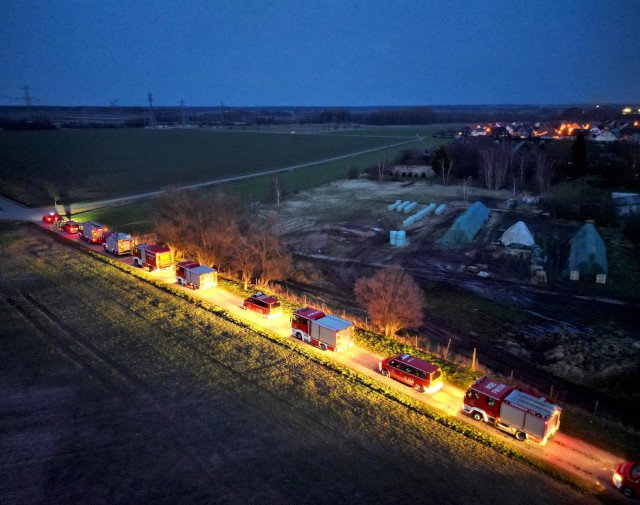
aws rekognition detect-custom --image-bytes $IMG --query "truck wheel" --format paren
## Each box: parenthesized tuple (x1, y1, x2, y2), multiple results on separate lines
(381, 369, 389, 377)
(295, 332, 302, 340)
(320, 343, 327, 351)
(413, 384, 424, 393)
(472, 412, 483, 422)
(622, 487, 634, 499)
(111, 248, 116, 255)
(515, 431, 527, 442)
(134, 259, 141, 267)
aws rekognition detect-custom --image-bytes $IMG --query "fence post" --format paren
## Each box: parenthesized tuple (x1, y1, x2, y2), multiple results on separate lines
(471, 347, 476, 371)
(594, 400, 598, 415)
(509, 370, 514, 384)
(549, 385, 554, 400)
(444, 338, 452, 360)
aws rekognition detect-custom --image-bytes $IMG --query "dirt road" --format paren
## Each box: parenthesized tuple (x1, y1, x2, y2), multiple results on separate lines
(46, 224, 628, 502)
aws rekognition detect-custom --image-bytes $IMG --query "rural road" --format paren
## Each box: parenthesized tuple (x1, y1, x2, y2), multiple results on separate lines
(28, 223, 630, 503)
(0, 137, 424, 220)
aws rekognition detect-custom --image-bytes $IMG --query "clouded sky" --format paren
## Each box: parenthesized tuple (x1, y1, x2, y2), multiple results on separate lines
(1, 0, 638, 107)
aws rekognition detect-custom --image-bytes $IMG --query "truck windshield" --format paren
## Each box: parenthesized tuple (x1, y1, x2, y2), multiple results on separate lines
(431, 370, 442, 381)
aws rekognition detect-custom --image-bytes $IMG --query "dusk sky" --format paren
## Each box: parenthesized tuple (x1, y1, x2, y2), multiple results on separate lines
(1, 0, 639, 107)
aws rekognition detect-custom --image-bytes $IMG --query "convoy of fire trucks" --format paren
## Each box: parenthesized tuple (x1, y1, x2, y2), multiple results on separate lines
(49, 218, 567, 447)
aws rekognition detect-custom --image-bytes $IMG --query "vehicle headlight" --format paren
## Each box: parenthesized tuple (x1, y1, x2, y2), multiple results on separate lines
(613, 472, 623, 487)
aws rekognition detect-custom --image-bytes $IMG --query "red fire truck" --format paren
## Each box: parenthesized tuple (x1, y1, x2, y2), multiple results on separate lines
(132, 244, 174, 271)
(291, 307, 354, 352)
(78, 222, 109, 244)
(175, 261, 217, 290)
(379, 353, 443, 393)
(462, 375, 562, 444)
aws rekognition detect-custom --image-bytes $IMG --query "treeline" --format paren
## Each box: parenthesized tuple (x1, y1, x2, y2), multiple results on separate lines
(151, 190, 291, 289)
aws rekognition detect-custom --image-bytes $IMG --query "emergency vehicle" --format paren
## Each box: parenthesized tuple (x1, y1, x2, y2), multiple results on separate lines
(242, 292, 282, 317)
(103, 232, 133, 256)
(463, 375, 561, 444)
(133, 244, 174, 271)
(379, 353, 443, 393)
(78, 222, 109, 244)
(291, 307, 354, 352)
(175, 261, 217, 290)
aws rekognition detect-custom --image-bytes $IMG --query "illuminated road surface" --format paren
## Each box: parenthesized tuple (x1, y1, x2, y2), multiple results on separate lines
(35, 225, 630, 501)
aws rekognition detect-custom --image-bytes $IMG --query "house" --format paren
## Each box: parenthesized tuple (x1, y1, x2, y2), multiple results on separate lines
(592, 131, 618, 142)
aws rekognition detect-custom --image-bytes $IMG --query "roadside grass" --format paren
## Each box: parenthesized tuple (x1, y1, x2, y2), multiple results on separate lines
(0, 223, 599, 503)
(0, 128, 427, 207)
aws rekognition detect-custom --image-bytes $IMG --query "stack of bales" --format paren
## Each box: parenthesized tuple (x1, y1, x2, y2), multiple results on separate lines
(395, 201, 412, 212)
(387, 200, 402, 211)
(389, 230, 407, 247)
(435, 203, 447, 215)
(403, 202, 418, 213)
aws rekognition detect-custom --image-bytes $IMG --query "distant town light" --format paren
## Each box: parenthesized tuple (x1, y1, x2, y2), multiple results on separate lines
(622, 107, 632, 114)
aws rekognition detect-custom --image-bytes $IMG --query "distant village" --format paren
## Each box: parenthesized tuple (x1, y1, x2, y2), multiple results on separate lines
(455, 117, 640, 144)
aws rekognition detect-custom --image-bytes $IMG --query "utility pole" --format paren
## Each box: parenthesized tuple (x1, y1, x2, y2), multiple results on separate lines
(220, 100, 224, 126)
(179, 99, 186, 126)
(23, 85, 33, 121)
(147, 91, 156, 127)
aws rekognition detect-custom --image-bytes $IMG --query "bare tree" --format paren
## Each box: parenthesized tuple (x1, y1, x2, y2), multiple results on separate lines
(481, 145, 512, 190)
(376, 155, 386, 181)
(250, 217, 292, 287)
(439, 158, 454, 186)
(270, 176, 284, 207)
(462, 176, 472, 203)
(153, 189, 245, 266)
(354, 266, 424, 338)
(513, 155, 527, 194)
(535, 154, 556, 197)
(229, 235, 257, 290)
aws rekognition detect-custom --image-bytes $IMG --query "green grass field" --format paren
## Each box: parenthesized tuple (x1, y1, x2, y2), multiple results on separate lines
(0, 126, 449, 208)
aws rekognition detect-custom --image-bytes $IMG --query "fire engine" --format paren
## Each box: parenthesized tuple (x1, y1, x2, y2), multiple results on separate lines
(379, 353, 443, 393)
(462, 375, 561, 444)
(78, 222, 109, 244)
(175, 261, 217, 290)
(291, 307, 354, 352)
(133, 244, 174, 271)
(103, 232, 133, 256)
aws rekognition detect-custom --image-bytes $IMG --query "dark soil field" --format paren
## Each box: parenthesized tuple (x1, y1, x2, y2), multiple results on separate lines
(276, 179, 640, 430)
(0, 223, 600, 504)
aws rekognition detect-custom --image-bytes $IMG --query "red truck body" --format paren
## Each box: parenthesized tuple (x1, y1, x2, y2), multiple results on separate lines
(79, 222, 109, 244)
(133, 244, 174, 271)
(463, 376, 561, 444)
(291, 307, 354, 352)
(175, 261, 217, 290)
(379, 353, 443, 393)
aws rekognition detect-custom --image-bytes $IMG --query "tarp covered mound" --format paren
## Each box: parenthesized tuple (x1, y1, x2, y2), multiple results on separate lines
(500, 221, 535, 248)
(438, 201, 489, 247)
(563, 223, 608, 277)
